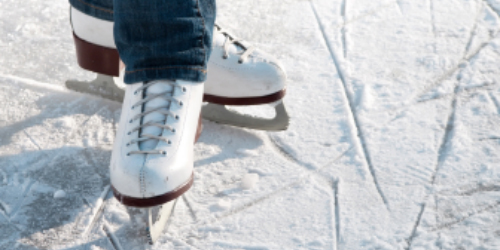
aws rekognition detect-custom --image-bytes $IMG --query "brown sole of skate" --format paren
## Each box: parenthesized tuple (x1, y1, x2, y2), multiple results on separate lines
(112, 174, 193, 208)
(112, 115, 202, 208)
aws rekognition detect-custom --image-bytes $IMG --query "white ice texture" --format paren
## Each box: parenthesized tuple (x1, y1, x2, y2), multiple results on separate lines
(1, 0, 500, 249)
(53, 190, 66, 199)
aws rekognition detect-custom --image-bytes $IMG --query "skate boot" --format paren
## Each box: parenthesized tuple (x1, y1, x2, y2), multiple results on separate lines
(67, 7, 289, 131)
(110, 79, 204, 244)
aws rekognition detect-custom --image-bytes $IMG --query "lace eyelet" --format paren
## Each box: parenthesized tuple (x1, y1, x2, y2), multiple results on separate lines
(175, 115, 180, 120)
(172, 128, 176, 133)
(129, 119, 133, 123)
(134, 91, 138, 95)
(238, 60, 243, 64)
(126, 143, 130, 147)
(223, 55, 228, 59)
(182, 87, 187, 92)
(127, 131, 131, 135)
(168, 140, 172, 145)
(179, 101, 183, 106)
(126, 152, 131, 156)
(162, 151, 167, 155)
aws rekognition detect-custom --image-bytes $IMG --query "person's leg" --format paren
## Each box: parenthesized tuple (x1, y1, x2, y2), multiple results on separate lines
(68, 0, 288, 131)
(68, 0, 215, 84)
(69, 0, 114, 21)
(113, 0, 216, 84)
(108, 0, 214, 206)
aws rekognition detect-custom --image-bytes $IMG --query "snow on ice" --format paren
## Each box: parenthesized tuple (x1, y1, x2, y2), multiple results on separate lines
(240, 173, 260, 190)
(1, 0, 500, 249)
(53, 190, 66, 199)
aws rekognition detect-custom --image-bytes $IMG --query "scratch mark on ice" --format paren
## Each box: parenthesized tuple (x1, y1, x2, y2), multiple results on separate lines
(333, 179, 341, 250)
(431, 200, 500, 232)
(464, 4, 483, 58)
(487, 92, 500, 115)
(266, 134, 315, 170)
(9, 180, 36, 220)
(213, 241, 272, 250)
(429, 0, 437, 39)
(405, 203, 426, 250)
(414, 7, 490, 102)
(0, 73, 69, 93)
(406, 77, 461, 250)
(103, 221, 124, 250)
(416, 82, 496, 104)
(438, 183, 500, 196)
(478, 136, 500, 141)
(431, 85, 459, 184)
(23, 130, 42, 151)
(341, 0, 348, 58)
(483, 0, 500, 19)
(0, 169, 7, 185)
(386, 34, 496, 127)
(310, 0, 390, 210)
(182, 195, 198, 221)
(189, 148, 352, 229)
(395, 0, 404, 15)
(0, 200, 10, 221)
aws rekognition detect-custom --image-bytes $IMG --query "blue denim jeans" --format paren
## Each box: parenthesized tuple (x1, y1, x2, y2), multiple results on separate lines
(69, 0, 216, 84)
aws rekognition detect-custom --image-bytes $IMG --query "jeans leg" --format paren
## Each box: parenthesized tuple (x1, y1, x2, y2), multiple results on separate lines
(114, 0, 216, 84)
(69, 0, 114, 21)
(69, 0, 216, 84)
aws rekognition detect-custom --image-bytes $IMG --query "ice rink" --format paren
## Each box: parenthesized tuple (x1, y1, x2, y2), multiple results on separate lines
(1, 0, 500, 249)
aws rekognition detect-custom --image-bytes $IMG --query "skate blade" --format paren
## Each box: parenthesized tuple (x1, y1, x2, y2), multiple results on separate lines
(65, 74, 125, 102)
(146, 199, 178, 245)
(201, 101, 290, 131)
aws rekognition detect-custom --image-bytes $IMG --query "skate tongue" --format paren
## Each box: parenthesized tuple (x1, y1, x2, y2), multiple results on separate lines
(138, 80, 174, 151)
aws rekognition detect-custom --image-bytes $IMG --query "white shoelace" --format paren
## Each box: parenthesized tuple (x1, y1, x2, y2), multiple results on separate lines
(216, 24, 256, 63)
(126, 81, 185, 155)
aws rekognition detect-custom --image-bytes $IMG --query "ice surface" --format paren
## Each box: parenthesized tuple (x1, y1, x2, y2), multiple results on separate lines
(240, 173, 260, 190)
(53, 190, 66, 199)
(1, 0, 500, 249)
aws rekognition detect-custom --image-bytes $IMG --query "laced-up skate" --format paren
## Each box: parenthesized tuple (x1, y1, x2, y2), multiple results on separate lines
(66, 7, 289, 131)
(110, 79, 203, 244)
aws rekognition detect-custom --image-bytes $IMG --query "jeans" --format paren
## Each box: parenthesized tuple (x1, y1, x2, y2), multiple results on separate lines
(69, 0, 216, 84)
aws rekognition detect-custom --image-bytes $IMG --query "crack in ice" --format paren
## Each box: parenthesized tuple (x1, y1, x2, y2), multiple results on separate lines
(309, 0, 390, 210)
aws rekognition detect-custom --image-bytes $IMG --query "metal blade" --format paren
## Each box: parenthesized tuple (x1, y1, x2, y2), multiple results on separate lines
(201, 101, 290, 131)
(65, 74, 125, 102)
(146, 199, 178, 245)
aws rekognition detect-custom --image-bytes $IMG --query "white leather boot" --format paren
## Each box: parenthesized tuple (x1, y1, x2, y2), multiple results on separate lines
(69, 7, 286, 105)
(110, 80, 203, 207)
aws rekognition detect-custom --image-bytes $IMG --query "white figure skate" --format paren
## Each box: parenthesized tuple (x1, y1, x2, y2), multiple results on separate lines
(67, 7, 289, 131)
(110, 78, 203, 244)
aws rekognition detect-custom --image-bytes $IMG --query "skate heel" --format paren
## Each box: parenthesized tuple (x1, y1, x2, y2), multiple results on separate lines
(73, 33, 120, 77)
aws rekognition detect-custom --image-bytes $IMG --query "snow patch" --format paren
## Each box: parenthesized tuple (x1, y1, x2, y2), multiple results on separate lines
(53, 190, 66, 199)
(236, 148, 258, 156)
(240, 173, 260, 190)
(357, 84, 374, 112)
(210, 199, 232, 212)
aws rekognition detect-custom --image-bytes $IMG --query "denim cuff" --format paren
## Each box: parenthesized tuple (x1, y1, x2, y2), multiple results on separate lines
(69, 0, 114, 21)
(124, 66, 207, 84)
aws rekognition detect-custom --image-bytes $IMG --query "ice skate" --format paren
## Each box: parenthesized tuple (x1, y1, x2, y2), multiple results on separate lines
(110, 78, 204, 244)
(67, 7, 289, 131)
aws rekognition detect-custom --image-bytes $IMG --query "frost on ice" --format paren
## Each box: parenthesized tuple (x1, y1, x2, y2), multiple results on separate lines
(1, 0, 500, 249)
(53, 190, 66, 199)
(240, 173, 260, 190)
